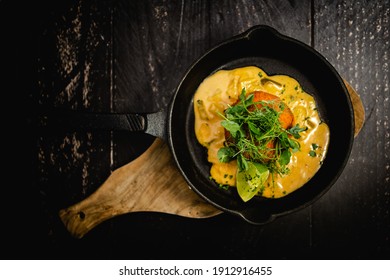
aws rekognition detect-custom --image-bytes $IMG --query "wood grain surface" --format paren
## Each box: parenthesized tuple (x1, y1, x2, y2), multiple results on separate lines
(59, 138, 222, 239)
(1, 0, 388, 260)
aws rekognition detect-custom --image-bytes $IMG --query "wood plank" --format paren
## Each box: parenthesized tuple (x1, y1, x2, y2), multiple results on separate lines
(33, 0, 115, 253)
(112, 0, 181, 113)
(5, 0, 388, 260)
(312, 0, 389, 258)
(35, 1, 114, 190)
(112, 0, 314, 113)
(36, 1, 112, 111)
(108, 0, 314, 259)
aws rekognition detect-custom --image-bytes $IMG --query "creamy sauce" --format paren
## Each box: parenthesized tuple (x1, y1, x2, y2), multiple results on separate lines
(194, 66, 330, 198)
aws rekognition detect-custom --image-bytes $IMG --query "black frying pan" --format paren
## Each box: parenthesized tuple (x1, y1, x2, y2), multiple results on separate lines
(167, 25, 354, 224)
(42, 25, 354, 225)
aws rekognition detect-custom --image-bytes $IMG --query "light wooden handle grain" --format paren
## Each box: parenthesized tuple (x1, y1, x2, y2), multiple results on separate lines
(343, 80, 365, 137)
(59, 138, 222, 238)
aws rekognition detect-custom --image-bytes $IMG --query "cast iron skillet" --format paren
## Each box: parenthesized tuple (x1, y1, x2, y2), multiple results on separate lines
(167, 25, 354, 224)
(43, 25, 354, 225)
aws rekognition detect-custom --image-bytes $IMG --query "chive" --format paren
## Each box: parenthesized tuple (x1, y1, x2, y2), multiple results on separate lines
(309, 150, 316, 157)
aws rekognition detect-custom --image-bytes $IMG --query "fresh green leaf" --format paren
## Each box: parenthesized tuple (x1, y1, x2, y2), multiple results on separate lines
(245, 93, 254, 105)
(248, 121, 261, 135)
(236, 161, 270, 202)
(237, 154, 249, 171)
(279, 149, 291, 166)
(288, 124, 307, 139)
(217, 147, 235, 163)
(217, 86, 307, 182)
(288, 138, 300, 152)
(221, 120, 240, 137)
(253, 162, 269, 173)
(278, 133, 290, 149)
(239, 88, 246, 101)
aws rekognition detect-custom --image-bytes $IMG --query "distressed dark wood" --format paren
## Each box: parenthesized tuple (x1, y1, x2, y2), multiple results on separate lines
(311, 0, 390, 258)
(1, 0, 388, 260)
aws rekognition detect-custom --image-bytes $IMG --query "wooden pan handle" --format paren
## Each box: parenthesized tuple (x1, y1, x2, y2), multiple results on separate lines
(343, 79, 365, 137)
(59, 138, 221, 238)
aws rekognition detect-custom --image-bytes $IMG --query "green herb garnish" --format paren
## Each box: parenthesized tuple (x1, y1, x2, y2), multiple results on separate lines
(217, 87, 307, 201)
(309, 143, 319, 157)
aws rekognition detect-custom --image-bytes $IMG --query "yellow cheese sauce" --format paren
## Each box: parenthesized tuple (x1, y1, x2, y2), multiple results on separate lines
(193, 66, 330, 198)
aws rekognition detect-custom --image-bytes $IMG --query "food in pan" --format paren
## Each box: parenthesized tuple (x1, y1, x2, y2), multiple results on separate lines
(193, 66, 330, 201)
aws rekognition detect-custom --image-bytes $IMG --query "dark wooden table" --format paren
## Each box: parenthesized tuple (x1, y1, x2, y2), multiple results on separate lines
(1, 0, 389, 259)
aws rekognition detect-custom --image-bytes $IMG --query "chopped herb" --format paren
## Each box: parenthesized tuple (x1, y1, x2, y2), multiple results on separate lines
(218, 184, 229, 190)
(281, 86, 286, 94)
(309, 143, 319, 157)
